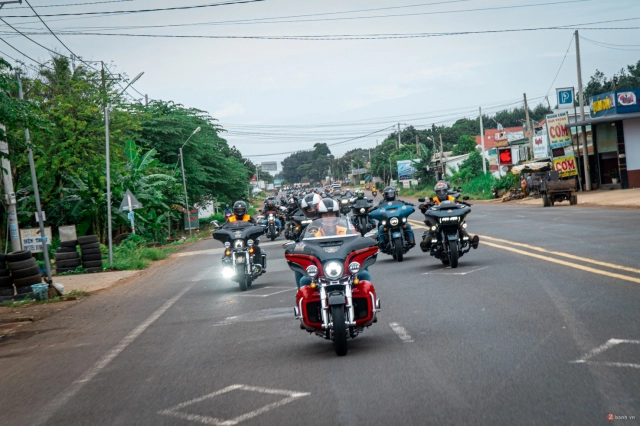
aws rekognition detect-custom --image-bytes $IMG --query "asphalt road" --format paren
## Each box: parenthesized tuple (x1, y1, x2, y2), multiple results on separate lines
(1, 201, 639, 426)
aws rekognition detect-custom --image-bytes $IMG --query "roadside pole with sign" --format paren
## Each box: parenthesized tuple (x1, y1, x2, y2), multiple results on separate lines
(120, 189, 143, 234)
(557, 87, 583, 190)
(546, 112, 579, 180)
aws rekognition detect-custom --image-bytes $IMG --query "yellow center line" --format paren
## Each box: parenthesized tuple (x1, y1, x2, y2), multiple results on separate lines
(407, 219, 640, 283)
(482, 241, 640, 285)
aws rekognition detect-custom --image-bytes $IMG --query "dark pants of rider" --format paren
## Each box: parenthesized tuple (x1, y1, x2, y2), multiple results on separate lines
(253, 246, 263, 267)
(297, 269, 372, 289)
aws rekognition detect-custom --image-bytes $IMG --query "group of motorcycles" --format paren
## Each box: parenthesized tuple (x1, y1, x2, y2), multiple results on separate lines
(212, 185, 479, 356)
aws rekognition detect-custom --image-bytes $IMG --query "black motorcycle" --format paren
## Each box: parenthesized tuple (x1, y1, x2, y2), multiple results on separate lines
(338, 194, 352, 216)
(263, 212, 280, 241)
(213, 222, 266, 291)
(418, 198, 479, 268)
(350, 198, 374, 236)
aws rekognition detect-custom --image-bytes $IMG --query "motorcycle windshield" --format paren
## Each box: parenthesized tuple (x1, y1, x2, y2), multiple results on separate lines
(370, 203, 415, 221)
(302, 218, 359, 240)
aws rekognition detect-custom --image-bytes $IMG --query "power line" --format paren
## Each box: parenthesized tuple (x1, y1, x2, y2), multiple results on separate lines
(11, 0, 138, 8)
(23, 0, 77, 58)
(0, 0, 267, 18)
(545, 33, 574, 97)
(0, 37, 51, 69)
(581, 35, 640, 51)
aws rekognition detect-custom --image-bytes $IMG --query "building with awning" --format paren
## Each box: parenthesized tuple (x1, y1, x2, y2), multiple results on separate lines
(567, 89, 640, 189)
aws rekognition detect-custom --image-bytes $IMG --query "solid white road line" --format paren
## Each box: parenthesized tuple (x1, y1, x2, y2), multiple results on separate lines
(33, 285, 194, 426)
(389, 322, 414, 343)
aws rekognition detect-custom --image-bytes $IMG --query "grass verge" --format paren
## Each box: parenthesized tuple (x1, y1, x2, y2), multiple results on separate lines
(1, 290, 89, 308)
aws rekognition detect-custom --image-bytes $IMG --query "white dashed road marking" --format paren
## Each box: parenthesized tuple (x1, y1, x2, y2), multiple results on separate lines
(389, 322, 414, 343)
(571, 338, 640, 369)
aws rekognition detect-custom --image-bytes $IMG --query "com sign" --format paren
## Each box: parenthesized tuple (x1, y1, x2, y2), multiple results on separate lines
(556, 87, 574, 110)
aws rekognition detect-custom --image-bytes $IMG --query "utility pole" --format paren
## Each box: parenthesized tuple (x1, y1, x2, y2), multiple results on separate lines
(524, 93, 533, 159)
(416, 135, 420, 156)
(439, 133, 444, 179)
(0, 124, 20, 252)
(179, 148, 192, 237)
(16, 72, 55, 287)
(102, 62, 114, 267)
(479, 107, 486, 175)
(575, 30, 591, 191)
(397, 123, 401, 149)
(145, 94, 148, 107)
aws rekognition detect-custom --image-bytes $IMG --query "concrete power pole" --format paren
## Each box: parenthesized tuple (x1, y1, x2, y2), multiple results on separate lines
(416, 135, 420, 156)
(0, 124, 20, 252)
(575, 30, 591, 191)
(524, 93, 533, 159)
(397, 123, 401, 149)
(145, 94, 148, 107)
(479, 107, 486, 175)
(439, 133, 444, 178)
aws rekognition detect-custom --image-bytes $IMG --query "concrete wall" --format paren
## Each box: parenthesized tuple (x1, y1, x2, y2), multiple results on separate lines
(623, 118, 640, 188)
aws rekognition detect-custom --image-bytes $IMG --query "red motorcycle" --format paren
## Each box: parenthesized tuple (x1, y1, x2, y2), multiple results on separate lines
(285, 218, 381, 356)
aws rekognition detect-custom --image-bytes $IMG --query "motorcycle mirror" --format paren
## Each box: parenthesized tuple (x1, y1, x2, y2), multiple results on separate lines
(282, 240, 296, 249)
(463, 196, 470, 200)
(418, 198, 426, 202)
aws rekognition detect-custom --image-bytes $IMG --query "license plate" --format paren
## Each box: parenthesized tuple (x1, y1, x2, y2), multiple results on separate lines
(392, 232, 402, 238)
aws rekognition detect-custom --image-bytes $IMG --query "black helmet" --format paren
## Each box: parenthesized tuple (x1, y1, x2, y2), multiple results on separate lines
(383, 186, 397, 201)
(434, 181, 450, 201)
(300, 193, 322, 219)
(266, 199, 275, 209)
(232, 200, 247, 217)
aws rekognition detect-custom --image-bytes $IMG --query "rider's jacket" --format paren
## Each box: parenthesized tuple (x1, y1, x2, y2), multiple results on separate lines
(314, 225, 349, 237)
(431, 195, 456, 205)
(228, 214, 252, 223)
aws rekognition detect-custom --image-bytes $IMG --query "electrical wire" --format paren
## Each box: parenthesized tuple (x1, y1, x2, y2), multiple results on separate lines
(0, 0, 267, 18)
(545, 33, 574, 98)
(0, 37, 51, 69)
(23, 0, 77, 58)
(581, 35, 640, 51)
(11, 0, 138, 8)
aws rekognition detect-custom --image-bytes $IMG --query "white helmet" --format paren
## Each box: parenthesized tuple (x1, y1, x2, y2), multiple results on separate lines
(317, 198, 340, 217)
(300, 193, 322, 219)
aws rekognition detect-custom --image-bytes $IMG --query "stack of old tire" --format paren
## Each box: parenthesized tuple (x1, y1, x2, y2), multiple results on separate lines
(79, 235, 102, 272)
(6, 250, 42, 299)
(55, 239, 81, 273)
(0, 254, 14, 301)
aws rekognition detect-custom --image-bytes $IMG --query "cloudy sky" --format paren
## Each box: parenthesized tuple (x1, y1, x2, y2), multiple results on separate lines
(1, 0, 639, 170)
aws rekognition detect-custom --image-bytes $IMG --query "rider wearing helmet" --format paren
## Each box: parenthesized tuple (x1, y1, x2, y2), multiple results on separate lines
(297, 198, 372, 288)
(430, 181, 456, 205)
(261, 198, 282, 230)
(224, 200, 265, 271)
(223, 204, 232, 216)
(350, 189, 375, 229)
(370, 186, 415, 247)
(300, 193, 322, 220)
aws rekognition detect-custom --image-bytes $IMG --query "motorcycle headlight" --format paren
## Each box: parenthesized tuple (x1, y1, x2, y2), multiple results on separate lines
(301, 220, 312, 225)
(222, 267, 235, 278)
(224, 242, 231, 248)
(247, 239, 254, 247)
(324, 261, 343, 279)
(306, 265, 318, 278)
(268, 216, 275, 223)
(382, 220, 387, 226)
(462, 222, 467, 229)
(348, 262, 361, 274)
(360, 208, 366, 214)
(341, 199, 348, 204)
(402, 217, 407, 223)
(390, 217, 399, 226)
(233, 239, 244, 249)
(431, 225, 437, 231)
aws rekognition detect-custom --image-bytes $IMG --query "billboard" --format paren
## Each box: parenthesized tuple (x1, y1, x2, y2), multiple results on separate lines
(546, 112, 572, 149)
(261, 162, 278, 172)
(556, 87, 575, 110)
(397, 160, 418, 181)
(553, 156, 578, 178)
(532, 134, 549, 159)
(273, 179, 284, 187)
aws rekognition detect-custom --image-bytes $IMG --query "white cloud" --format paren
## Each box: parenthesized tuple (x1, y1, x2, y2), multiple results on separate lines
(214, 103, 245, 119)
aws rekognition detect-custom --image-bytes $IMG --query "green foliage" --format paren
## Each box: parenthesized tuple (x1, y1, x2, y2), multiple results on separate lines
(452, 135, 478, 156)
(493, 173, 519, 192)
(459, 174, 496, 200)
(585, 60, 640, 99)
(281, 143, 333, 183)
(112, 235, 168, 270)
(448, 151, 489, 185)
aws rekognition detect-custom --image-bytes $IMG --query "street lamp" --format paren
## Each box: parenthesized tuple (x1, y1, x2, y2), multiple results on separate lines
(180, 126, 201, 237)
(105, 71, 144, 268)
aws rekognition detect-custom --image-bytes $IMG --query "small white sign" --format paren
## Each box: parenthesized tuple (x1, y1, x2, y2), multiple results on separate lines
(20, 227, 52, 253)
(35, 211, 46, 222)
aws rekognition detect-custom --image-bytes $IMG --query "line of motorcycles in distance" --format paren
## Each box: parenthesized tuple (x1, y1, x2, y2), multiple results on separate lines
(211, 187, 480, 356)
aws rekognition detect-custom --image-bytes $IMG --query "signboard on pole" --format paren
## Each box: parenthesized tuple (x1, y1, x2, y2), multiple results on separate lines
(274, 179, 284, 187)
(556, 87, 575, 110)
(119, 189, 142, 211)
(184, 209, 199, 230)
(545, 112, 572, 149)
(20, 227, 52, 253)
(351, 168, 367, 175)
(402, 180, 410, 189)
(532, 134, 549, 159)
(261, 162, 278, 172)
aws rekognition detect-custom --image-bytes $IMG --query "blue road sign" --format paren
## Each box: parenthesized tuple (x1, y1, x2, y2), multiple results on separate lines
(556, 87, 574, 109)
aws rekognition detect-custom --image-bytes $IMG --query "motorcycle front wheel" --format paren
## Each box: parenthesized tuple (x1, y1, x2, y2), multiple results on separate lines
(394, 237, 404, 262)
(238, 275, 249, 291)
(449, 243, 459, 268)
(331, 305, 348, 356)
